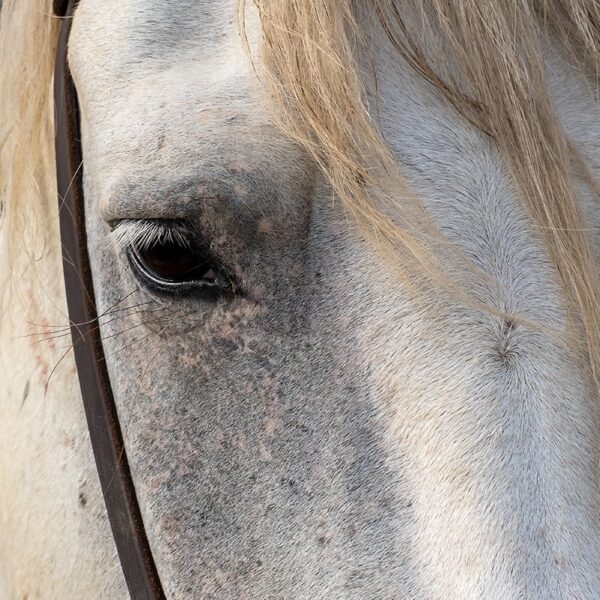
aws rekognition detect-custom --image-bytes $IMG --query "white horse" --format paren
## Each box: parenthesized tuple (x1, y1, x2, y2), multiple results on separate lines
(2, 0, 600, 597)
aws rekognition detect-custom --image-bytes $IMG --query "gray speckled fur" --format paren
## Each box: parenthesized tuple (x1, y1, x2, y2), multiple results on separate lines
(68, 1, 600, 598)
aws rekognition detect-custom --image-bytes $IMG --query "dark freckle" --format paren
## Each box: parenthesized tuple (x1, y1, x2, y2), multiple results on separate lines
(504, 319, 516, 334)
(318, 535, 329, 545)
(294, 422, 310, 434)
(20, 380, 30, 410)
(78, 492, 87, 508)
(216, 338, 238, 353)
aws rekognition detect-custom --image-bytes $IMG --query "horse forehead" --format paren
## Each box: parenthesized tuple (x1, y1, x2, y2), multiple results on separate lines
(69, 0, 250, 91)
(69, 0, 265, 204)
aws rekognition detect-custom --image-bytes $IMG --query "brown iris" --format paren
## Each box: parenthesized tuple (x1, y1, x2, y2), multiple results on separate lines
(132, 239, 217, 284)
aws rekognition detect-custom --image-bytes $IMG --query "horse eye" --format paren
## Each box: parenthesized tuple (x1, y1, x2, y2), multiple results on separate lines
(127, 238, 232, 296)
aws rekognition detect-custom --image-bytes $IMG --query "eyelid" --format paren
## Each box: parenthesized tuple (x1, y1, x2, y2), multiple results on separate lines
(109, 218, 192, 252)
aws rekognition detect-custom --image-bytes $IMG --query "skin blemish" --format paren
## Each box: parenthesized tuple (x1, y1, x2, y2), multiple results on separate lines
(233, 183, 249, 198)
(20, 379, 30, 410)
(264, 416, 283, 436)
(259, 442, 272, 461)
(257, 217, 273, 234)
(160, 515, 179, 537)
(316, 520, 330, 546)
(225, 159, 252, 174)
(156, 132, 166, 150)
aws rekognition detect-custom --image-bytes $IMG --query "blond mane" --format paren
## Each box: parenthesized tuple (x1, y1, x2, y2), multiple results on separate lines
(0, 2, 59, 310)
(3, 0, 600, 385)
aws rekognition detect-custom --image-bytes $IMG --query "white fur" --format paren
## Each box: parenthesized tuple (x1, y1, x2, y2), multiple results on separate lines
(2, 1, 600, 598)
(0, 233, 127, 597)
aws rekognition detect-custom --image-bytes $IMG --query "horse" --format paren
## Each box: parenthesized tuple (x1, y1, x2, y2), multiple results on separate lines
(2, 0, 600, 597)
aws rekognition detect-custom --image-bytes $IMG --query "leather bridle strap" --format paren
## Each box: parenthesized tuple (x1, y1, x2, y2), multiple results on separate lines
(53, 2, 165, 598)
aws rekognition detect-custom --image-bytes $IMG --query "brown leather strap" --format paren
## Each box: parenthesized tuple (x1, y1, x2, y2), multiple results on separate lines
(53, 3, 165, 598)
(53, 0, 70, 16)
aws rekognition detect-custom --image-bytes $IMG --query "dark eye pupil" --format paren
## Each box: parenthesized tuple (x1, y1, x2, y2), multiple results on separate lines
(135, 240, 217, 283)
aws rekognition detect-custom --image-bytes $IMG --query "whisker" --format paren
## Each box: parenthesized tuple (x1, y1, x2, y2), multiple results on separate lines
(31, 305, 169, 345)
(43, 344, 74, 397)
(21, 291, 142, 334)
(21, 297, 160, 341)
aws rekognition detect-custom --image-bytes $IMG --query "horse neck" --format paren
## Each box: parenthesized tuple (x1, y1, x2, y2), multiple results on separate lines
(0, 219, 127, 597)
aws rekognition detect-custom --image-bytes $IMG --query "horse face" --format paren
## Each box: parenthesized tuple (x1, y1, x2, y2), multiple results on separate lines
(68, 1, 405, 596)
(68, 0, 600, 597)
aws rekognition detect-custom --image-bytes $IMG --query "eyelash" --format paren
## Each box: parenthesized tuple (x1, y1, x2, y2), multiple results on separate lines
(110, 218, 191, 253)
